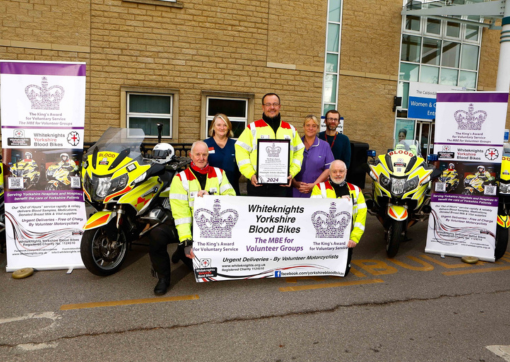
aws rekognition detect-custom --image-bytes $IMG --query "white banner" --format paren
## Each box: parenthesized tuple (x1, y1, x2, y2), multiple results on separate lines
(1, 61, 87, 271)
(426, 92, 509, 262)
(192, 196, 351, 282)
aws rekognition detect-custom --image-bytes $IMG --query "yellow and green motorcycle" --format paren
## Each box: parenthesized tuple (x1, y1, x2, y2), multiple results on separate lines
(81, 127, 190, 276)
(496, 156, 510, 260)
(365, 141, 440, 257)
(10, 158, 40, 190)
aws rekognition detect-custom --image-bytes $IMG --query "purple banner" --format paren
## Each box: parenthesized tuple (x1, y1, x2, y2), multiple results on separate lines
(437, 92, 509, 103)
(431, 193, 498, 207)
(5, 190, 84, 203)
(0, 62, 86, 76)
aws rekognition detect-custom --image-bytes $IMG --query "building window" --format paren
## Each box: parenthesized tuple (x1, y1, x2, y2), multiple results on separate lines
(398, 10, 483, 111)
(321, 0, 343, 116)
(127, 93, 173, 138)
(205, 97, 249, 138)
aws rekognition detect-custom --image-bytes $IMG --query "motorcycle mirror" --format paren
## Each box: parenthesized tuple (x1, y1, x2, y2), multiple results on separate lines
(430, 168, 442, 180)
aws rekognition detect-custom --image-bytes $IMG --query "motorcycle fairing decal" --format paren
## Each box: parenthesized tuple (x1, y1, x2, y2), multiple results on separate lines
(117, 176, 163, 215)
(83, 211, 116, 230)
(83, 188, 92, 202)
(497, 215, 510, 228)
(104, 185, 133, 203)
(388, 205, 408, 221)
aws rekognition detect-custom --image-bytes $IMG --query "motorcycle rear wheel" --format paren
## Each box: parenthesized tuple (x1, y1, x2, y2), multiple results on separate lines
(495, 225, 509, 260)
(81, 225, 128, 276)
(386, 221, 404, 258)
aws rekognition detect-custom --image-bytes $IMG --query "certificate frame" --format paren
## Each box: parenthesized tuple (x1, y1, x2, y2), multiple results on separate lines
(256, 139, 290, 185)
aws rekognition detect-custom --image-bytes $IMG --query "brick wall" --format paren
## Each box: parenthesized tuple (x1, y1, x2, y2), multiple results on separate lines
(0, 0, 506, 151)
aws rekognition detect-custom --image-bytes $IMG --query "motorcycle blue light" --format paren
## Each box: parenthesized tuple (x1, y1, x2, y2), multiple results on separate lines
(427, 154, 438, 162)
(367, 150, 376, 157)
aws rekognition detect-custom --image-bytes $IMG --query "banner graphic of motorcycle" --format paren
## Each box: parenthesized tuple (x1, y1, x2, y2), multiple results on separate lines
(1, 61, 87, 271)
(427, 91, 509, 261)
(192, 196, 350, 282)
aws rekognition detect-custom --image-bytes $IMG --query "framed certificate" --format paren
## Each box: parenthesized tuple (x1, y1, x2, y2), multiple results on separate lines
(256, 139, 290, 185)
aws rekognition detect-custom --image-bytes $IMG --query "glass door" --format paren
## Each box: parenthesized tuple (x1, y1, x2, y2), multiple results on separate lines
(415, 121, 434, 159)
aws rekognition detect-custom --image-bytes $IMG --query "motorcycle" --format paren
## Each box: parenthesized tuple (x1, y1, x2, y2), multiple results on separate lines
(10, 159, 40, 190)
(462, 174, 495, 195)
(496, 156, 510, 260)
(438, 169, 459, 193)
(364, 140, 440, 257)
(81, 127, 190, 276)
(46, 164, 75, 190)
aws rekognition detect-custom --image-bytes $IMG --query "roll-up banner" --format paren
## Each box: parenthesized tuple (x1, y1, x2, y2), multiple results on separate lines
(426, 91, 509, 262)
(1, 61, 87, 271)
(192, 196, 351, 282)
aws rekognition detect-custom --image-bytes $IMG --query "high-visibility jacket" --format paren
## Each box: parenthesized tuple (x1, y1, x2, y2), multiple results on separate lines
(235, 119, 305, 179)
(311, 181, 367, 243)
(170, 167, 236, 242)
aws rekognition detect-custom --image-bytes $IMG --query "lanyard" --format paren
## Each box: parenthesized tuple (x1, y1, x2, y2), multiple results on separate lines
(328, 132, 338, 149)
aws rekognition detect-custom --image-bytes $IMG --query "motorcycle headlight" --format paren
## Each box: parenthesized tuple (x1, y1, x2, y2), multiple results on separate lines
(380, 174, 391, 188)
(391, 178, 406, 196)
(404, 176, 419, 193)
(47, 169, 55, 177)
(107, 174, 129, 195)
(96, 177, 112, 198)
(500, 182, 510, 194)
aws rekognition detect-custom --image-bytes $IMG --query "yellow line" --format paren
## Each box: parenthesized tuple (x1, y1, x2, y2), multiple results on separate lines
(442, 266, 510, 276)
(279, 278, 384, 292)
(60, 294, 200, 311)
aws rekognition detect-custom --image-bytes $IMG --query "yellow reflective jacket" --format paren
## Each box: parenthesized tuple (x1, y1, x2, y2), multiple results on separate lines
(311, 181, 367, 243)
(235, 119, 304, 179)
(170, 167, 236, 242)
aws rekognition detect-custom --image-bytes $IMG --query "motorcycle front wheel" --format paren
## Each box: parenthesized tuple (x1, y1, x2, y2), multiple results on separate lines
(81, 225, 128, 276)
(386, 221, 404, 258)
(495, 225, 509, 260)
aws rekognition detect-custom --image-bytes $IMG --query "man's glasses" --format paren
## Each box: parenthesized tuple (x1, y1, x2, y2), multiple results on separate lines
(263, 103, 280, 107)
(326, 117, 339, 121)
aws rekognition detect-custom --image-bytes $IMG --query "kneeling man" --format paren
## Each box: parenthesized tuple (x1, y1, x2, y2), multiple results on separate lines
(311, 160, 366, 276)
(150, 141, 236, 295)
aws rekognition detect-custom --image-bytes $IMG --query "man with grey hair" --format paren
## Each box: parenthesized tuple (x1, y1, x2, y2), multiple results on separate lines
(149, 141, 235, 296)
(311, 160, 367, 276)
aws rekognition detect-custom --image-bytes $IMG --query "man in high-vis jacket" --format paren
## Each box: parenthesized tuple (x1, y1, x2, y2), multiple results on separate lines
(311, 160, 367, 276)
(149, 141, 235, 295)
(235, 93, 304, 197)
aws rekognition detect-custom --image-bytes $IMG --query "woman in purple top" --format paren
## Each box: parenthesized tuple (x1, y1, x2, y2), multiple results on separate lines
(291, 115, 335, 198)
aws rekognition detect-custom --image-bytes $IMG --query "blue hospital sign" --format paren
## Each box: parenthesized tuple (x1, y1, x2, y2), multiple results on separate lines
(407, 82, 463, 120)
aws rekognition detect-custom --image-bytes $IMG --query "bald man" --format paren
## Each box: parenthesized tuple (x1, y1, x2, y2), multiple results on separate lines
(311, 160, 367, 276)
(150, 141, 236, 295)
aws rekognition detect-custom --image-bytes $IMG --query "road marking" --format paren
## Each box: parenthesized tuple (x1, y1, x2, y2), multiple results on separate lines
(487, 345, 510, 361)
(420, 255, 472, 269)
(279, 278, 384, 292)
(442, 265, 510, 276)
(60, 294, 200, 311)
(17, 342, 58, 351)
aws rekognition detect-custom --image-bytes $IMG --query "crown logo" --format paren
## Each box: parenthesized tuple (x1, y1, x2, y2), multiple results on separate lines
(25, 77, 65, 110)
(194, 199, 239, 238)
(311, 202, 351, 238)
(266, 143, 281, 157)
(454, 104, 487, 131)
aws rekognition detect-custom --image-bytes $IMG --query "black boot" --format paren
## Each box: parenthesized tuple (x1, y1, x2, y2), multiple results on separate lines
(154, 277, 170, 296)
